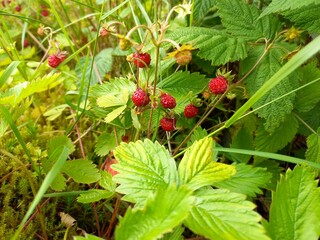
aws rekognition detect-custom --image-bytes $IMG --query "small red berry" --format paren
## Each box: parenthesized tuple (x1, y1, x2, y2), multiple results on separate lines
(48, 52, 67, 68)
(132, 88, 150, 107)
(160, 117, 176, 132)
(99, 27, 109, 37)
(1, 0, 11, 7)
(104, 158, 119, 176)
(15, 4, 21, 12)
(41, 9, 49, 17)
(208, 76, 228, 94)
(160, 93, 176, 109)
(184, 104, 199, 118)
(23, 39, 29, 48)
(133, 52, 151, 68)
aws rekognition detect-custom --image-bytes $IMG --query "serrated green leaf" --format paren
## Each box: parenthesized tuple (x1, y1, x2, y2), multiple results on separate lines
(178, 137, 236, 190)
(282, 4, 320, 34)
(166, 27, 248, 65)
(306, 128, 320, 164)
(184, 188, 270, 240)
(48, 135, 75, 157)
(62, 160, 101, 184)
(99, 171, 116, 192)
(193, 0, 216, 25)
(297, 103, 320, 136)
(43, 104, 69, 121)
(115, 185, 193, 240)
(187, 126, 208, 147)
(77, 189, 114, 204)
(230, 127, 254, 163)
(105, 105, 127, 123)
(76, 48, 113, 86)
(214, 163, 272, 197)
(216, 0, 281, 40)
(94, 132, 117, 157)
(268, 165, 320, 240)
(295, 62, 320, 112)
(260, 0, 318, 17)
(160, 226, 184, 240)
(113, 139, 178, 204)
(254, 160, 283, 191)
(50, 173, 67, 191)
(74, 233, 104, 240)
(97, 88, 129, 108)
(241, 44, 300, 132)
(255, 114, 299, 153)
(0, 73, 62, 107)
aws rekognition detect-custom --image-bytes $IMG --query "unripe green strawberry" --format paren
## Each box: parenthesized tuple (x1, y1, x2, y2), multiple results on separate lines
(133, 52, 151, 68)
(160, 93, 176, 109)
(132, 88, 150, 107)
(160, 117, 176, 132)
(208, 76, 228, 94)
(184, 104, 199, 118)
(119, 38, 131, 51)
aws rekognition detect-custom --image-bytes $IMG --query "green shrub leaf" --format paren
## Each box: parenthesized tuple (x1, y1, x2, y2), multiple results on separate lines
(306, 128, 320, 164)
(62, 160, 101, 184)
(267, 165, 320, 240)
(115, 185, 193, 240)
(214, 163, 272, 197)
(178, 137, 236, 191)
(77, 189, 114, 204)
(193, 0, 216, 25)
(113, 139, 179, 203)
(184, 188, 270, 240)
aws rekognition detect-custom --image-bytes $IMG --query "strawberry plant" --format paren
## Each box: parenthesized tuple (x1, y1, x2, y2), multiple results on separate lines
(1, 0, 320, 239)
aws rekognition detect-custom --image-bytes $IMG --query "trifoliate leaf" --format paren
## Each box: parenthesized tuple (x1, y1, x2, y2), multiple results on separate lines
(62, 160, 101, 184)
(94, 132, 117, 157)
(115, 185, 193, 240)
(267, 165, 320, 240)
(77, 189, 114, 204)
(260, 0, 319, 17)
(255, 114, 299, 153)
(241, 44, 300, 132)
(166, 27, 248, 65)
(295, 61, 320, 112)
(282, 4, 320, 34)
(113, 139, 179, 204)
(178, 137, 236, 191)
(306, 128, 320, 164)
(216, 0, 281, 40)
(184, 188, 270, 240)
(214, 163, 272, 197)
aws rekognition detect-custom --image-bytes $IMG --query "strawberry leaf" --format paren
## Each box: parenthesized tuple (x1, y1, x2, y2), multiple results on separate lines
(305, 128, 320, 164)
(193, 0, 216, 25)
(184, 188, 270, 240)
(62, 160, 101, 184)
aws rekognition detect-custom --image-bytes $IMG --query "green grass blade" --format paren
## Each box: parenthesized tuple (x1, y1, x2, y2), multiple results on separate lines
(101, 0, 130, 20)
(215, 147, 320, 170)
(12, 146, 69, 240)
(225, 35, 320, 128)
(0, 61, 20, 87)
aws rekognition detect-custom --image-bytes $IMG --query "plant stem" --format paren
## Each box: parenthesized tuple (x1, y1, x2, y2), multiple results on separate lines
(105, 196, 121, 239)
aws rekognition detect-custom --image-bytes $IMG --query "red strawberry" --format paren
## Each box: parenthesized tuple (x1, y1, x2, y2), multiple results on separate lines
(41, 9, 49, 17)
(208, 76, 228, 94)
(184, 104, 199, 118)
(48, 52, 67, 68)
(175, 50, 192, 65)
(23, 39, 29, 48)
(160, 93, 176, 109)
(104, 158, 119, 176)
(99, 27, 109, 37)
(133, 52, 151, 68)
(160, 117, 176, 132)
(15, 4, 21, 12)
(1, 0, 11, 7)
(132, 88, 150, 107)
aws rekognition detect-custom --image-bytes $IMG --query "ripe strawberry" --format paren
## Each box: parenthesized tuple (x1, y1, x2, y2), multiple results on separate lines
(160, 93, 176, 109)
(99, 27, 109, 37)
(48, 52, 67, 68)
(41, 9, 49, 17)
(15, 4, 21, 12)
(132, 88, 150, 107)
(133, 52, 151, 68)
(23, 39, 29, 48)
(184, 104, 199, 118)
(208, 76, 228, 94)
(175, 50, 192, 65)
(104, 158, 119, 177)
(160, 117, 176, 132)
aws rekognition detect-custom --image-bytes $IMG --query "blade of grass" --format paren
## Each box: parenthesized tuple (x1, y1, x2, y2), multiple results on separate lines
(134, 0, 152, 26)
(12, 146, 69, 240)
(225, 35, 320, 128)
(101, 0, 130, 20)
(215, 147, 320, 170)
(0, 61, 20, 87)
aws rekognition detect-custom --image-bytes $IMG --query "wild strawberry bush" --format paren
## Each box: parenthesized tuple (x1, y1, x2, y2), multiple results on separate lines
(1, 0, 320, 239)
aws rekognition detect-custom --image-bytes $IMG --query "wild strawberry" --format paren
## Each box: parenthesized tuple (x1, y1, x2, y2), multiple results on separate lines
(99, 27, 109, 37)
(175, 50, 192, 65)
(208, 76, 228, 94)
(1, 0, 11, 7)
(184, 104, 199, 118)
(132, 88, 150, 107)
(133, 52, 151, 68)
(41, 9, 49, 17)
(119, 37, 131, 51)
(160, 117, 176, 132)
(23, 39, 29, 48)
(104, 158, 119, 176)
(160, 93, 176, 109)
(48, 51, 67, 68)
(15, 4, 21, 12)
